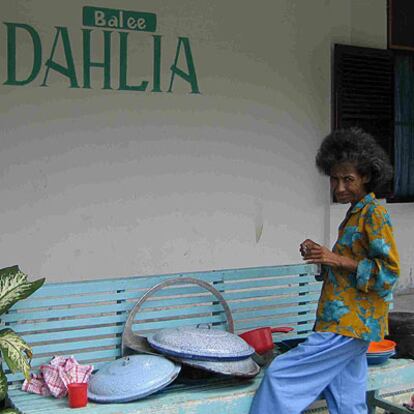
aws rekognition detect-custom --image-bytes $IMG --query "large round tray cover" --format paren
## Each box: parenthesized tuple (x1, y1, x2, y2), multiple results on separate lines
(147, 326, 255, 361)
(88, 355, 181, 403)
(176, 355, 260, 378)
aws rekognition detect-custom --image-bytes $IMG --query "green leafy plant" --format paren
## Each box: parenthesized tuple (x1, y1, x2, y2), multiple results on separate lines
(0, 265, 45, 412)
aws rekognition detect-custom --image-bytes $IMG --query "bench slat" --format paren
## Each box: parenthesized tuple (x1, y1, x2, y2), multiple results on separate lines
(223, 276, 319, 289)
(24, 272, 225, 299)
(11, 288, 220, 310)
(7, 314, 128, 333)
(236, 313, 316, 329)
(232, 303, 318, 318)
(221, 264, 317, 279)
(133, 304, 226, 321)
(134, 293, 222, 308)
(223, 285, 321, 299)
(235, 319, 314, 332)
(29, 336, 120, 355)
(129, 315, 228, 330)
(21, 325, 124, 343)
(4, 304, 131, 322)
(226, 293, 320, 308)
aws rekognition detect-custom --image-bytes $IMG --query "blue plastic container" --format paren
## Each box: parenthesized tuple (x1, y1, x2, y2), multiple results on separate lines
(366, 351, 395, 366)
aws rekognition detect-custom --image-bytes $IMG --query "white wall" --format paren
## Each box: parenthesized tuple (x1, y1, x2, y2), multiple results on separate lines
(350, 0, 387, 48)
(2, 0, 411, 287)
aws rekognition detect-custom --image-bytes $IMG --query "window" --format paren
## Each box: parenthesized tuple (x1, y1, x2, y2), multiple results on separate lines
(332, 43, 395, 200)
(388, 0, 414, 201)
(393, 52, 414, 201)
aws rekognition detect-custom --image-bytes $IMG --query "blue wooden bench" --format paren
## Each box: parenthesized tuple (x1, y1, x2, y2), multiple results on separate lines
(3, 263, 414, 414)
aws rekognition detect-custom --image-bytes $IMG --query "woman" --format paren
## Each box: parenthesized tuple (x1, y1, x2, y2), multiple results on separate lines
(250, 128, 400, 414)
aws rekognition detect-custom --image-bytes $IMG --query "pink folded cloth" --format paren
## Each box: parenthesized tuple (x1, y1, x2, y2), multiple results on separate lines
(21, 373, 51, 396)
(22, 356, 93, 398)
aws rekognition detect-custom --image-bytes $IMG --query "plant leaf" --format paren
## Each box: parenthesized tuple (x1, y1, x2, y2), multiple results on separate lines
(0, 329, 32, 380)
(0, 410, 21, 414)
(0, 366, 7, 401)
(0, 265, 45, 315)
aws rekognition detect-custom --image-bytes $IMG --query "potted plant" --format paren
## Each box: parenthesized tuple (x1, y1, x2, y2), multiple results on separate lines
(0, 265, 45, 413)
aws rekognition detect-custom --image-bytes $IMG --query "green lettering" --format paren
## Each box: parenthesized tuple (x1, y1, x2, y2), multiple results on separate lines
(94, 11, 106, 27)
(118, 31, 148, 91)
(137, 18, 146, 30)
(108, 16, 118, 28)
(4, 22, 41, 86)
(168, 37, 200, 94)
(41, 27, 78, 88)
(152, 35, 162, 92)
(83, 29, 112, 89)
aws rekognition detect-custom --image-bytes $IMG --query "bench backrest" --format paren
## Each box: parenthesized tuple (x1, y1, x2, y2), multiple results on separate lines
(3, 263, 320, 384)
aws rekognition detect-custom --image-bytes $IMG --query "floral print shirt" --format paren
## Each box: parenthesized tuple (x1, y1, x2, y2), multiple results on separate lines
(314, 193, 400, 342)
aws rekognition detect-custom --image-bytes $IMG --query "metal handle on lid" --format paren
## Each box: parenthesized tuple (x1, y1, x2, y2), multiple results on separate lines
(122, 277, 234, 356)
(196, 323, 212, 329)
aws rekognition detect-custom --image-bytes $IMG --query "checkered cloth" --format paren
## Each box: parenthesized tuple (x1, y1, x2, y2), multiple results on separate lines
(21, 373, 51, 396)
(22, 356, 93, 398)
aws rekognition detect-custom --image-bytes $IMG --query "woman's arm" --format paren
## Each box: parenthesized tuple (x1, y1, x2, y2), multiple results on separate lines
(355, 206, 400, 299)
(300, 205, 400, 299)
(300, 239, 358, 271)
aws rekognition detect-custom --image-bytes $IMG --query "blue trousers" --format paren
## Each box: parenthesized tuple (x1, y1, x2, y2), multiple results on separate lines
(250, 332, 370, 414)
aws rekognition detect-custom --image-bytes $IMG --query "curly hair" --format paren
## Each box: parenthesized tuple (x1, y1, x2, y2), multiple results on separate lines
(315, 128, 393, 193)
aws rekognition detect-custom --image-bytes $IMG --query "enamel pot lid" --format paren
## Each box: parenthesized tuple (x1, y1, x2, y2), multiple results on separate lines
(174, 355, 260, 378)
(122, 277, 236, 359)
(148, 325, 255, 361)
(88, 355, 181, 403)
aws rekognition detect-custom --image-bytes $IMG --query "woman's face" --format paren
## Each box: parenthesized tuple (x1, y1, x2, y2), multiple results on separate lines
(329, 162, 369, 205)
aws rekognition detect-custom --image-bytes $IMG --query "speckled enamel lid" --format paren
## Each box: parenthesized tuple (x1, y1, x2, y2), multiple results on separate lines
(177, 355, 260, 378)
(88, 355, 181, 403)
(147, 326, 255, 361)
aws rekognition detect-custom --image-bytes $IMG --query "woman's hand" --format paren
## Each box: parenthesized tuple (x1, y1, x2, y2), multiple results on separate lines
(300, 239, 319, 258)
(299, 239, 358, 271)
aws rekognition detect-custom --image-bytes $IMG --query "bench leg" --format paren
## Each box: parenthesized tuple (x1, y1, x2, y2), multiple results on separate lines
(367, 390, 412, 414)
(367, 390, 378, 414)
